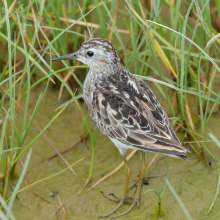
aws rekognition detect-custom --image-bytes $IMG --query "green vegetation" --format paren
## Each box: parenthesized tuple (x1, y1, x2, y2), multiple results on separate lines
(1, 0, 220, 219)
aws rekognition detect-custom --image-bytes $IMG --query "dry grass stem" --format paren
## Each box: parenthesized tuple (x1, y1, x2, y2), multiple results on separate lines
(185, 104, 195, 132)
(51, 16, 130, 34)
(206, 68, 217, 96)
(8, 183, 31, 210)
(19, 159, 52, 204)
(49, 189, 83, 218)
(57, 195, 70, 220)
(45, 136, 84, 160)
(108, 0, 119, 42)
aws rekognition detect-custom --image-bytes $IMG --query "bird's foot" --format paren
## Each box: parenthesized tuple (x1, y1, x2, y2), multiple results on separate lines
(99, 194, 140, 219)
(100, 191, 134, 204)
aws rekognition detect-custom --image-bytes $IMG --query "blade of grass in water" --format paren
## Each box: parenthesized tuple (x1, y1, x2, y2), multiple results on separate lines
(18, 158, 84, 193)
(144, 158, 169, 218)
(208, 171, 220, 214)
(6, 149, 32, 218)
(166, 179, 193, 220)
(0, 195, 16, 220)
(160, 159, 169, 198)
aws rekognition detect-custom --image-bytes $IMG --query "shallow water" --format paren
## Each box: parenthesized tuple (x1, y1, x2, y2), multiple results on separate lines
(5, 81, 220, 220)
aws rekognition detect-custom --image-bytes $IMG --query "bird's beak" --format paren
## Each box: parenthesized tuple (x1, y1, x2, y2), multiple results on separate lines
(52, 51, 79, 61)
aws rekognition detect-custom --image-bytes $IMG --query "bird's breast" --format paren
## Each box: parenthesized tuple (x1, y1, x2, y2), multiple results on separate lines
(83, 70, 100, 112)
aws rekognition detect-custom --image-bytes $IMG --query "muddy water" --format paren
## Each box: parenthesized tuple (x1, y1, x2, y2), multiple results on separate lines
(6, 78, 219, 220)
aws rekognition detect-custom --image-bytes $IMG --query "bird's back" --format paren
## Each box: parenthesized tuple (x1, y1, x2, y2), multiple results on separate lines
(85, 66, 189, 160)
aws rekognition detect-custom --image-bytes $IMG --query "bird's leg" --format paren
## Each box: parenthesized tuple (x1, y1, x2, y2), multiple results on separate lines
(108, 152, 146, 219)
(135, 151, 146, 207)
(122, 156, 131, 197)
(100, 157, 133, 202)
(99, 157, 134, 218)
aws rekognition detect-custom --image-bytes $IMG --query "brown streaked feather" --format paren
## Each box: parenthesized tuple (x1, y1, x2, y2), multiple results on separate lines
(89, 68, 189, 160)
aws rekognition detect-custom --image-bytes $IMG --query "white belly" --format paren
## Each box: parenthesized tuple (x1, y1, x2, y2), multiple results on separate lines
(109, 137, 138, 157)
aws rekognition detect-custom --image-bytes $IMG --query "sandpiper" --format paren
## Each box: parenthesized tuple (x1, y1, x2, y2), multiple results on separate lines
(53, 38, 189, 219)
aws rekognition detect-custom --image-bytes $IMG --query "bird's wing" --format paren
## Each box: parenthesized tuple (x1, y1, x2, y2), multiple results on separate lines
(92, 69, 188, 160)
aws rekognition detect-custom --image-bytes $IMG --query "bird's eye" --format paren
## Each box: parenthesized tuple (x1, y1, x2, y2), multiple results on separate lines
(87, 51, 94, 57)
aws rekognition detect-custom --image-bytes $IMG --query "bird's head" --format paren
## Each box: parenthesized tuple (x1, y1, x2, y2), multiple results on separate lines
(53, 38, 120, 71)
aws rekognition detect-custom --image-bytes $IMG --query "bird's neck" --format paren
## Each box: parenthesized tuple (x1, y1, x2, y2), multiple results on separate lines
(91, 60, 121, 74)
(83, 61, 122, 101)
(87, 61, 121, 80)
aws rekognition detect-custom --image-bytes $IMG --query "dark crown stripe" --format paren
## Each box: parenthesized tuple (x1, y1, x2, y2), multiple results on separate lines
(82, 38, 116, 51)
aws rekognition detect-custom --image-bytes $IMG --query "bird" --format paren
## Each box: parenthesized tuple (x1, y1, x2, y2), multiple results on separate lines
(53, 38, 189, 219)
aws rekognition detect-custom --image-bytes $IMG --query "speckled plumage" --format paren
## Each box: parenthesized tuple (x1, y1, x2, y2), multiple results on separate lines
(53, 37, 189, 219)
(81, 38, 188, 160)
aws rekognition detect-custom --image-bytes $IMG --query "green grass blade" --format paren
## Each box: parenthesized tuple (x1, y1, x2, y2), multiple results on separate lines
(28, 44, 76, 95)
(160, 159, 169, 199)
(208, 133, 220, 149)
(19, 92, 44, 147)
(136, 75, 220, 104)
(0, 109, 10, 160)
(143, 20, 220, 74)
(0, 195, 15, 220)
(18, 158, 84, 193)
(55, 94, 83, 111)
(7, 149, 32, 218)
(1, 158, 83, 210)
(166, 179, 193, 220)
(16, 11, 31, 139)
(0, 32, 55, 84)
(208, 171, 220, 214)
